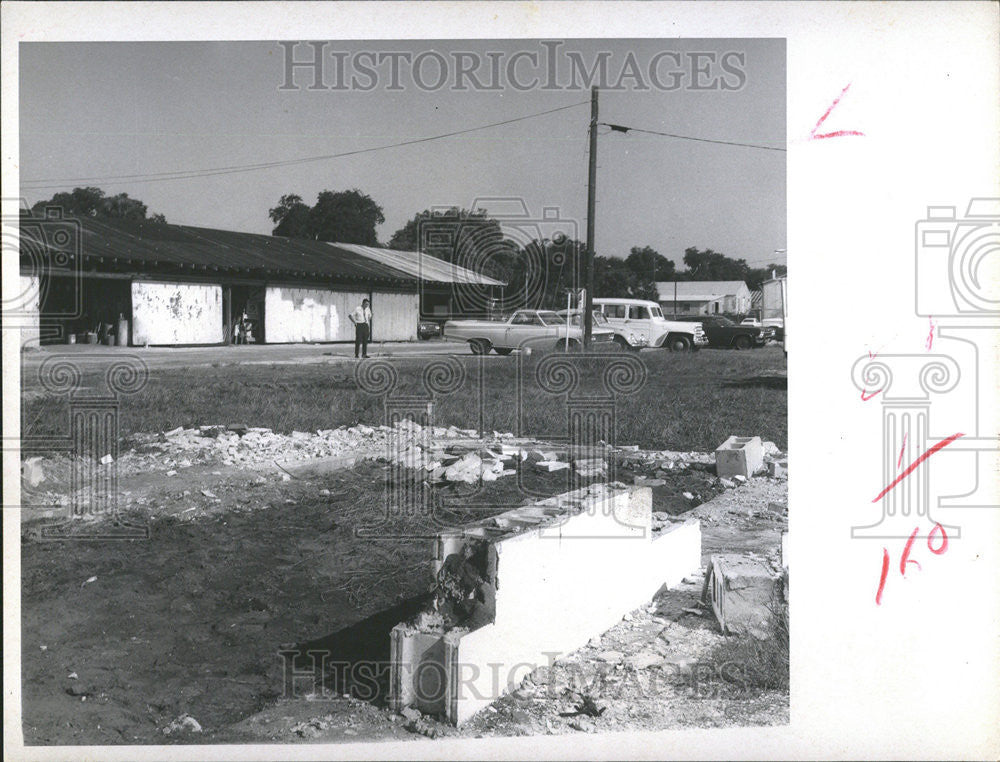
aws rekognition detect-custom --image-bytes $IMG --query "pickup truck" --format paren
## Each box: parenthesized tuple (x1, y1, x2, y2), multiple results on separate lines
(673, 315, 774, 349)
(443, 309, 616, 355)
(593, 298, 708, 351)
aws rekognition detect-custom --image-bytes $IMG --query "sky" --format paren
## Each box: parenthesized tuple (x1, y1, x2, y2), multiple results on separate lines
(19, 39, 785, 270)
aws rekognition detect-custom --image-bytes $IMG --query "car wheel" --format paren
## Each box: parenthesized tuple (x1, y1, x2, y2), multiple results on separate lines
(668, 335, 692, 352)
(469, 339, 491, 355)
(494, 348, 513, 356)
(612, 336, 631, 352)
(733, 335, 753, 350)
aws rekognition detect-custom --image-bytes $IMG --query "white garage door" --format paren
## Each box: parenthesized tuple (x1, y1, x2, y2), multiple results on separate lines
(264, 286, 367, 343)
(132, 281, 222, 345)
(371, 291, 418, 342)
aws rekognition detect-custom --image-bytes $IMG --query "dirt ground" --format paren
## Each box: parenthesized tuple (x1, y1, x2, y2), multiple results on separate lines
(20, 435, 787, 745)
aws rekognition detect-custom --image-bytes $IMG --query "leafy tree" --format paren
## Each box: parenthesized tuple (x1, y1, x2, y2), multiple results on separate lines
(268, 194, 313, 238)
(593, 256, 634, 298)
(31, 187, 160, 221)
(680, 246, 750, 281)
(269, 189, 385, 245)
(625, 245, 675, 283)
(309, 189, 384, 245)
(389, 207, 518, 282)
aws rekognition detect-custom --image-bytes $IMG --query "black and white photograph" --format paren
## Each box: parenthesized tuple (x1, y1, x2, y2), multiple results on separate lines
(2, 3, 997, 761)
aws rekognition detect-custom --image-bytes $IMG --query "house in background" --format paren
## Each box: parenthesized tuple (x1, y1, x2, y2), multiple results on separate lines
(18, 214, 504, 347)
(654, 280, 752, 316)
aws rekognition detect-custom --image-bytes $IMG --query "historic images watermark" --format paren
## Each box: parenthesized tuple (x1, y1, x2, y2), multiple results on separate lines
(277, 651, 750, 704)
(278, 41, 747, 93)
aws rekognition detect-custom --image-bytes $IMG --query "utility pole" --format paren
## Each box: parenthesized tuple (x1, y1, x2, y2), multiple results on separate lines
(584, 86, 598, 348)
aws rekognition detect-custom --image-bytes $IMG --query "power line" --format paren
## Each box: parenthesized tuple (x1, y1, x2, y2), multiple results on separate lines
(601, 122, 786, 152)
(22, 101, 591, 189)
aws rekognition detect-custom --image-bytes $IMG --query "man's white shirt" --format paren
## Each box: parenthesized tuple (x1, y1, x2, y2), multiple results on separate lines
(350, 306, 372, 325)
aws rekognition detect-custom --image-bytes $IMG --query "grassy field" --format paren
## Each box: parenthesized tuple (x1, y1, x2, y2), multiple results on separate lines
(22, 347, 786, 452)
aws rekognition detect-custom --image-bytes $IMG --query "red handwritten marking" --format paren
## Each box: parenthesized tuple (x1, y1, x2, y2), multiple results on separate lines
(899, 527, 922, 575)
(861, 388, 881, 401)
(872, 433, 965, 503)
(876, 547, 890, 605)
(925, 317, 935, 350)
(810, 83, 865, 140)
(928, 523, 948, 555)
(897, 434, 907, 469)
(876, 522, 949, 605)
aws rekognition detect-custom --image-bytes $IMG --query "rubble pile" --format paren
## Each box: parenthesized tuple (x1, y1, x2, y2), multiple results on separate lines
(122, 421, 486, 474)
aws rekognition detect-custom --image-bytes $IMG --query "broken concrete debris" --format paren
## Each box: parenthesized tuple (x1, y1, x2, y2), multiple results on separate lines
(161, 714, 202, 735)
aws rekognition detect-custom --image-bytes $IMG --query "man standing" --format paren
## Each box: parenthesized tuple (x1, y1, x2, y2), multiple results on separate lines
(349, 298, 372, 359)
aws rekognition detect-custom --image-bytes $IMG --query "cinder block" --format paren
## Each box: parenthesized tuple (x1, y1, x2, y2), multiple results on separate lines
(768, 459, 788, 479)
(707, 554, 781, 637)
(714, 436, 764, 479)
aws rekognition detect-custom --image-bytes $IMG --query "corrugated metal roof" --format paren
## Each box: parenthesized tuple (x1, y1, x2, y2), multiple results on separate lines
(27, 216, 502, 286)
(655, 280, 748, 299)
(326, 242, 505, 286)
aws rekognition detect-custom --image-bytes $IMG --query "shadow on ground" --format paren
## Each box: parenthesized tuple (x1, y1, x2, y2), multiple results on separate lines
(290, 594, 431, 706)
(721, 375, 787, 391)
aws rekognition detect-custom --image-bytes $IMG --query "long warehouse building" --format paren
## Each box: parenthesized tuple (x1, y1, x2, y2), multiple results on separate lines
(17, 213, 505, 347)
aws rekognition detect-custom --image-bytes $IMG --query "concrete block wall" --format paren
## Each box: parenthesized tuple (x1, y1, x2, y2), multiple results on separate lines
(390, 485, 702, 725)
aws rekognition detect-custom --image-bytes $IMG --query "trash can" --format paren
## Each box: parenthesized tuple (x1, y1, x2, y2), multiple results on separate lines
(115, 317, 129, 346)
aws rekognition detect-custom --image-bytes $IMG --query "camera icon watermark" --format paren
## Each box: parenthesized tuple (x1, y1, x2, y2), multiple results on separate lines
(2, 202, 84, 345)
(417, 198, 580, 319)
(915, 198, 1000, 318)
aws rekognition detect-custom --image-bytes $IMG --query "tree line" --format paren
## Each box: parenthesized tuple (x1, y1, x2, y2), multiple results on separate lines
(30, 186, 786, 305)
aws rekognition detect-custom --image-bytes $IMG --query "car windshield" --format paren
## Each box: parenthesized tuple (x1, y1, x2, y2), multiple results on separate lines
(558, 311, 609, 327)
(537, 311, 565, 325)
(650, 305, 664, 318)
(714, 316, 735, 326)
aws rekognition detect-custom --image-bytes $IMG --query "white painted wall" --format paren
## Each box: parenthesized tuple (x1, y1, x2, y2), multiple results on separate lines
(264, 286, 367, 343)
(131, 281, 222, 345)
(17, 274, 41, 348)
(371, 291, 418, 342)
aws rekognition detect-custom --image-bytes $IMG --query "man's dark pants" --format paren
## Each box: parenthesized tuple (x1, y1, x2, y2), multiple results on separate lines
(355, 323, 370, 358)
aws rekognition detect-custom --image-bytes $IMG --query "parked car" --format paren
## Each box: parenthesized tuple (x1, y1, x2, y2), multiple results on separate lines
(556, 309, 649, 351)
(443, 309, 615, 354)
(740, 317, 762, 328)
(417, 320, 442, 340)
(673, 315, 774, 349)
(593, 298, 708, 351)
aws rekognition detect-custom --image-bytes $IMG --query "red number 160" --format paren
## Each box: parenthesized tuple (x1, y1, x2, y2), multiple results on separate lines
(876, 523, 949, 605)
